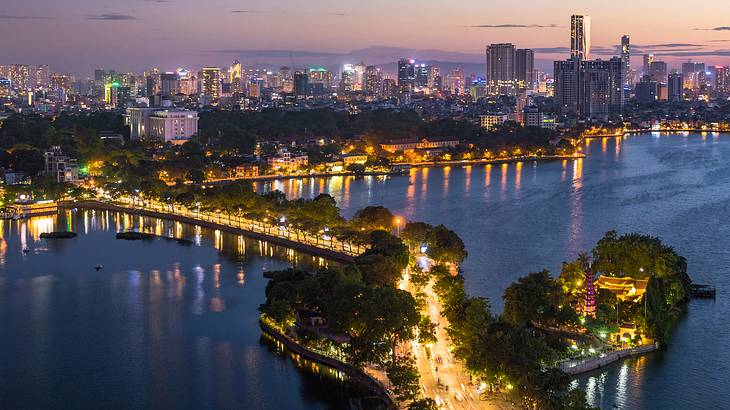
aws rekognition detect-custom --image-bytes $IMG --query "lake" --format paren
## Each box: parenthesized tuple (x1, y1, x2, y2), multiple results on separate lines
(256, 133, 730, 409)
(0, 211, 372, 409)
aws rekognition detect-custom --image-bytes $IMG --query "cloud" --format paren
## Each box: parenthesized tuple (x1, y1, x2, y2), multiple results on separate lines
(209, 49, 344, 58)
(144, 0, 169, 2)
(710, 39, 730, 42)
(470, 23, 558, 28)
(86, 13, 138, 20)
(531, 47, 571, 53)
(695, 26, 730, 31)
(231, 10, 262, 13)
(651, 49, 730, 57)
(0, 14, 53, 20)
(638, 43, 705, 48)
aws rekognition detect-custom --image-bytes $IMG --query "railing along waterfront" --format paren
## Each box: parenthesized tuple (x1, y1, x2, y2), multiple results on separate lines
(66, 197, 366, 259)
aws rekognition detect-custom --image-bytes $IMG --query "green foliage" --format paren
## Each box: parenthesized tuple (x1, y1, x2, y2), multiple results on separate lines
(502, 270, 577, 328)
(386, 356, 421, 402)
(408, 398, 438, 410)
(350, 206, 394, 231)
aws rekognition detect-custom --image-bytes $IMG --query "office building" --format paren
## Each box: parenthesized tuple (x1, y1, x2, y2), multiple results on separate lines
(571, 14, 591, 60)
(486, 43, 516, 95)
(715, 66, 729, 95)
(364, 66, 383, 96)
(160, 72, 179, 96)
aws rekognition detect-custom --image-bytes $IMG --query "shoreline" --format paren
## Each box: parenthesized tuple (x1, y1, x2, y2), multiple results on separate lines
(259, 318, 394, 408)
(208, 154, 585, 185)
(561, 344, 659, 376)
(59, 200, 357, 264)
(582, 129, 730, 140)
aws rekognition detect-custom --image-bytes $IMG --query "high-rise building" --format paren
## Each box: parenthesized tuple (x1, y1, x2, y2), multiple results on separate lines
(681, 62, 705, 91)
(230, 60, 242, 94)
(715, 66, 729, 95)
(293, 70, 309, 98)
(382, 78, 397, 99)
(341, 64, 355, 92)
(160, 72, 179, 96)
(364, 65, 383, 96)
(308, 68, 333, 94)
(635, 75, 658, 103)
(397, 59, 416, 93)
(554, 57, 623, 118)
(570, 14, 591, 60)
(649, 61, 667, 84)
(353, 62, 366, 91)
(515, 49, 535, 92)
(621, 35, 631, 86)
(486, 43, 516, 95)
(201, 67, 221, 99)
(34, 65, 49, 90)
(427, 66, 441, 91)
(642, 55, 654, 77)
(415, 64, 429, 89)
(668, 72, 684, 102)
(446, 68, 465, 95)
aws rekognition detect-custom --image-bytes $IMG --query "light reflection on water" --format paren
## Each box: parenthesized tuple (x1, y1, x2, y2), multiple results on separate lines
(258, 133, 730, 409)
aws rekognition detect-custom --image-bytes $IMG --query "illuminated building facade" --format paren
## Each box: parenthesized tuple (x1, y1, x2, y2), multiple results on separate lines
(571, 14, 591, 60)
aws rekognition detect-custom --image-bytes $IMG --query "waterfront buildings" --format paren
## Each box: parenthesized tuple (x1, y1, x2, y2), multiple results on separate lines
(267, 148, 309, 172)
(554, 58, 624, 119)
(380, 137, 460, 153)
(515, 49, 535, 93)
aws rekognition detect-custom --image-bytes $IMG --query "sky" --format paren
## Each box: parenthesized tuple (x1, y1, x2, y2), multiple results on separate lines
(2, 0, 730, 76)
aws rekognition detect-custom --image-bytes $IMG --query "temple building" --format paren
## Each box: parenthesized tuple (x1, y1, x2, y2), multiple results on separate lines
(595, 276, 649, 302)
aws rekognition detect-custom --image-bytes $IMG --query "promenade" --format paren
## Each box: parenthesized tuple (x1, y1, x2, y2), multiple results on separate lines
(62, 197, 365, 262)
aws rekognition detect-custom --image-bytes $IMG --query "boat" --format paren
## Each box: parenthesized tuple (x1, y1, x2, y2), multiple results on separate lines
(95, 264, 104, 271)
(22, 247, 30, 254)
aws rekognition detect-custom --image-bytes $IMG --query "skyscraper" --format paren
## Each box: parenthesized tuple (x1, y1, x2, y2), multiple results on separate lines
(621, 35, 631, 86)
(160, 72, 179, 96)
(642, 55, 653, 76)
(486, 43, 516, 95)
(649, 61, 667, 84)
(715, 66, 729, 95)
(341, 64, 355, 92)
(229, 60, 242, 94)
(668, 72, 684, 102)
(515, 49, 535, 92)
(681, 62, 705, 91)
(570, 14, 591, 60)
(397, 59, 416, 93)
(293, 70, 309, 98)
(201, 67, 221, 99)
(554, 58, 623, 119)
(364, 65, 383, 96)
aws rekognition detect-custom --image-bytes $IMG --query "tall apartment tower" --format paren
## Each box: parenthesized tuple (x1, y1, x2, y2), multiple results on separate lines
(570, 14, 591, 60)
(515, 49, 535, 92)
(229, 60, 242, 93)
(621, 35, 631, 86)
(486, 43, 516, 95)
(643, 55, 654, 77)
(668, 72, 684, 102)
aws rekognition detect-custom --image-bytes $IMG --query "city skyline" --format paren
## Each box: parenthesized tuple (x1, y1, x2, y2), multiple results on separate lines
(3, 0, 730, 75)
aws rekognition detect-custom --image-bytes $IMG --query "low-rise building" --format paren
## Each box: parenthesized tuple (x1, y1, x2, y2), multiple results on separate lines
(148, 110, 199, 145)
(380, 137, 460, 153)
(267, 148, 309, 173)
(479, 113, 508, 130)
(342, 153, 368, 165)
(44, 146, 79, 183)
(234, 163, 259, 178)
(126, 107, 198, 144)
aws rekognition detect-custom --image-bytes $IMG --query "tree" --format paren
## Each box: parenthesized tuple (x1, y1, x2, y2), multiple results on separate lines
(9, 148, 45, 176)
(386, 356, 421, 402)
(350, 206, 395, 231)
(502, 270, 577, 328)
(427, 224, 467, 265)
(400, 222, 433, 250)
(408, 398, 438, 410)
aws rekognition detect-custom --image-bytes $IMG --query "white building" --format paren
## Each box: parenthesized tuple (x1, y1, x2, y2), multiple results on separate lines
(267, 148, 308, 173)
(148, 110, 199, 145)
(126, 108, 198, 144)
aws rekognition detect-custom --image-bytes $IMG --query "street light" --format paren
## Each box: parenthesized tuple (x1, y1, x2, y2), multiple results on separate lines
(394, 216, 403, 235)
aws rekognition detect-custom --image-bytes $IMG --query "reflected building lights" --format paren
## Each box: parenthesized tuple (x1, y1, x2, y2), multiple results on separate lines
(464, 165, 472, 193)
(515, 162, 523, 192)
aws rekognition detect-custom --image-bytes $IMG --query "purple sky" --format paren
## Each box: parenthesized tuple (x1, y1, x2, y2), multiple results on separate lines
(2, 0, 730, 76)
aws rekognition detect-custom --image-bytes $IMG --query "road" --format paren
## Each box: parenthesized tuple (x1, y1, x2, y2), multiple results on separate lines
(405, 257, 512, 410)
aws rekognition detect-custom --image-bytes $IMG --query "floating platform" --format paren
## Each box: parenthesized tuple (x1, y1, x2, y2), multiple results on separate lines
(691, 284, 716, 299)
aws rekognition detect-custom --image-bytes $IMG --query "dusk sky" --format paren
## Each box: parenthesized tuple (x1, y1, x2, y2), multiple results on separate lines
(3, 0, 730, 75)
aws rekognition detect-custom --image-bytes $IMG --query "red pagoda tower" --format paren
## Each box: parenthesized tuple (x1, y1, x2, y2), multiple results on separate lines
(583, 267, 597, 318)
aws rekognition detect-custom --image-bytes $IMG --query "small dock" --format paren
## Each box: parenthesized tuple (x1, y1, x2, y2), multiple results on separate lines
(691, 284, 716, 299)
